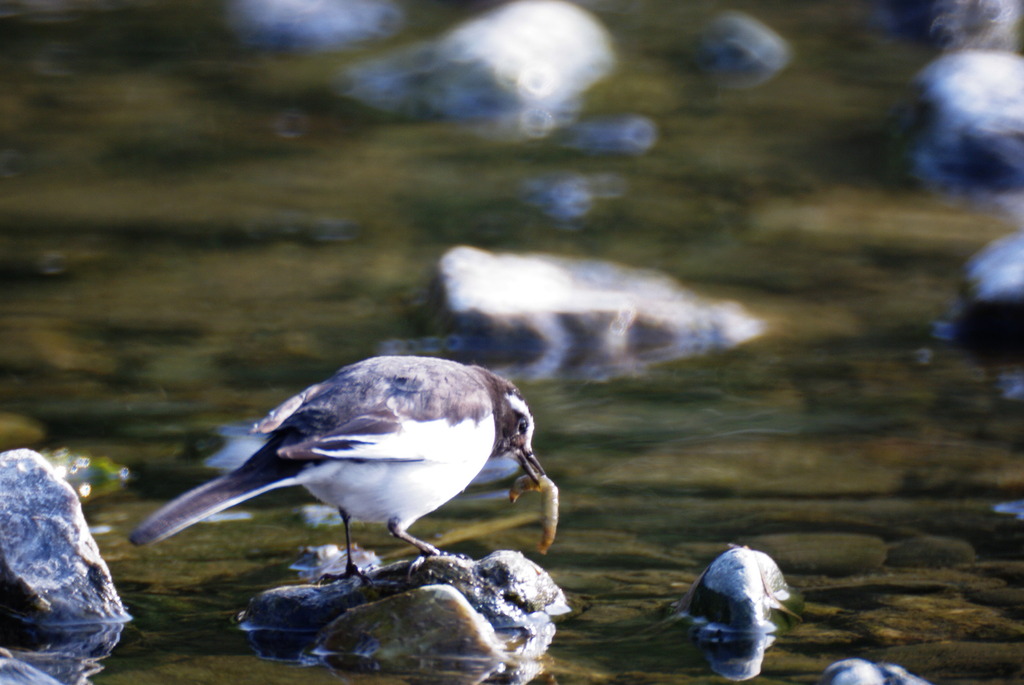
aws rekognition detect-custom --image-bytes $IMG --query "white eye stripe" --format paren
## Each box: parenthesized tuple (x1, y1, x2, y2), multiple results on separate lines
(505, 392, 532, 422)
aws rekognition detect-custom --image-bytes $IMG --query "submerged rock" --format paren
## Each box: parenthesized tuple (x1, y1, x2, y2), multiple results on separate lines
(906, 50, 1024, 214)
(696, 12, 791, 89)
(226, 0, 403, 52)
(675, 547, 801, 681)
(429, 246, 765, 379)
(241, 550, 566, 677)
(873, 0, 1020, 50)
(819, 657, 933, 685)
(341, 0, 615, 139)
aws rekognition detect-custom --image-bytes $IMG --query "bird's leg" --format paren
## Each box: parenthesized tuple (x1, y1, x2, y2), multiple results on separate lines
(387, 517, 441, 557)
(334, 509, 372, 584)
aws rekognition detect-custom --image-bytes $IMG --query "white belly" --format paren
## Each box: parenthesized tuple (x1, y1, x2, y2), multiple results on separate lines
(295, 416, 495, 527)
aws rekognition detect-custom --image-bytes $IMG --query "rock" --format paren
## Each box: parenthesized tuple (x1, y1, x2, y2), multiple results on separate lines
(937, 230, 1024, 354)
(429, 246, 765, 379)
(242, 550, 567, 632)
(873, 0, 1020, 50)
(241, 550, 567, 671)
(676, 547, 801, 632)
(905, 50, 1024, 213)
(886, 535, 976, 568)
(0, 449, 128, 684)
(0, 449, 128, 624)
(341, 0, 615, 139)
(675, 547, 800, 681)
(695, 11, 791, 89)
(225, 0, 403, 52)
(314, 584, 506, 681)
(742, 533, 888, 576)
(819, 657, 933, 685)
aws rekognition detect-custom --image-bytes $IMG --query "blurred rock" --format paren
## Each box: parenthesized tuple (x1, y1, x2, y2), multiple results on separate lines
(873, 0, 1020, 50)
(906, 50, 1024, 214)
(520, 171, 626, 222)
(430, 246, 765, 379)
(819, 657, 933, 685)
(0, 449, 128, 684)
(696, 11, 791, 89)
(241, 550, 566, 673)
(741, 533, 888, 576)
(675, 547, 801, 681)
(226, 0, 403, 52)
(342, 0, 615, 139)
(937, 229, 1024, 357)
(886, 535, 976, 567)
(562, 114, 658, 156)
(0, 412, 46, 451)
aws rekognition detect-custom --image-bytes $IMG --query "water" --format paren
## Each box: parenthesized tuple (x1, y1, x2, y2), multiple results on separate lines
(2, 0, 1024, 683)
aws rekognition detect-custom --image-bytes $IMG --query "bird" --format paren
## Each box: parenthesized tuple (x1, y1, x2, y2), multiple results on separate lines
(129, 355, 545, 578)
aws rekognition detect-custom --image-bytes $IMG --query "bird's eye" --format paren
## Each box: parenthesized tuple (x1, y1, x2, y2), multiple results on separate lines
(517, 416, 530, 435)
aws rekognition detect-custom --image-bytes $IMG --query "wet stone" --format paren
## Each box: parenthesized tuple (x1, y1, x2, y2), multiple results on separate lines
(885, 536, 975, 568)
(819, 657, 933, 685)
(430, 245, 764, 379)
(676, 547, 800, 632)
(240, 550, 567, 662)
(675, 547, 801, 681)
(741, 533, 888, 577)
(314, 584, 505, 679)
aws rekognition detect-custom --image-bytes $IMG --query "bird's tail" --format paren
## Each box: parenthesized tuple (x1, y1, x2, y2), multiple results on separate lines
(129, 441, 304, 545)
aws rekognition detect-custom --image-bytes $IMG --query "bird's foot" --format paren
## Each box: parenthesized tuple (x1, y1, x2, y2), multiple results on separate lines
(318, 561, 374, 586)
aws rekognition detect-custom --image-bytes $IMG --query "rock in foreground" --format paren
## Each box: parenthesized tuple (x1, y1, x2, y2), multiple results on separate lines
(241, 550, 567, 680)
(429, 246, 765, 379)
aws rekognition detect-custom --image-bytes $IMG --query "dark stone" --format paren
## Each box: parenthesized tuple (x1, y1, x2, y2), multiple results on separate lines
(886, 536, 976, 568)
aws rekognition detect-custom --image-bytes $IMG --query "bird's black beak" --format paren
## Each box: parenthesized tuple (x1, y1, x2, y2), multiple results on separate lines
(518, 448, 545, 484)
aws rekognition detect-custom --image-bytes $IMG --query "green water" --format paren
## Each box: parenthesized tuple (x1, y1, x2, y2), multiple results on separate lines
(2, 0, 1024, 682)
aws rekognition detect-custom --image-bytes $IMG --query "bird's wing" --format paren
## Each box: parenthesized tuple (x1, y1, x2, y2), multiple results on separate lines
(275, 410, 425, 461)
